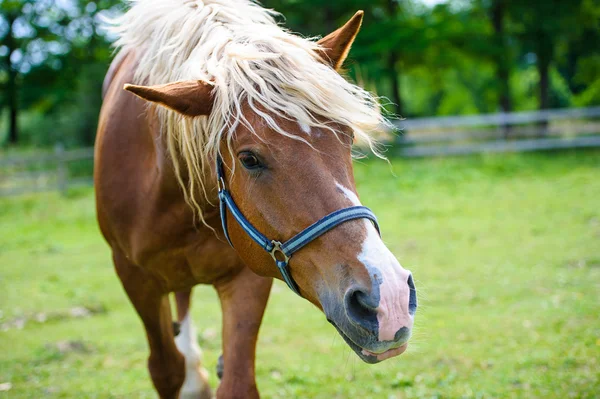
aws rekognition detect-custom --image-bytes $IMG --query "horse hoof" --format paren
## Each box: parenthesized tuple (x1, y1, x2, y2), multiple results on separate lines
(216, 354, 224, 380)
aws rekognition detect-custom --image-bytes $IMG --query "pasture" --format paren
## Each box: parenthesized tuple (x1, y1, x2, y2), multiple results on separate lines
(0, 150, 598, 398)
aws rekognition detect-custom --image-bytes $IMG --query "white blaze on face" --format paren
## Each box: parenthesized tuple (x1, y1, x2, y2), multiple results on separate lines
(336, 182, 414, 343)
(174, 314, 210, 399)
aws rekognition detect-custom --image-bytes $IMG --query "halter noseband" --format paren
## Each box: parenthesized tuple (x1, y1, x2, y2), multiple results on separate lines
(216, 155, 380, 296)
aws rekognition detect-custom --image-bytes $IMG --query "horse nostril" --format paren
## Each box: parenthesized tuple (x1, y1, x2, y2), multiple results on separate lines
(345, 287, 378, 323)
(407, 273, 417, 316)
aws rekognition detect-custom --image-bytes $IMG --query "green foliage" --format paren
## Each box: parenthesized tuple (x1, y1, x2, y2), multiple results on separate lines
(1, 0, 599, 147)
(0, 0, 120, 146)
(266, 0, 600, 117)
(1, 151, 599, 397)
(572, 55, 600, 106)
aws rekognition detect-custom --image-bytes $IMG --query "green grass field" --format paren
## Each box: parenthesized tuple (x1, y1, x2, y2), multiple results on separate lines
(1, 150, 599, 398)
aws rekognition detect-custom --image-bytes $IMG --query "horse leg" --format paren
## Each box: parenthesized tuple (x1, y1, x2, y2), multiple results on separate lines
(215, 266, 272, 399)
(113, 251, 185, 399)
(173, 289, 212, 399)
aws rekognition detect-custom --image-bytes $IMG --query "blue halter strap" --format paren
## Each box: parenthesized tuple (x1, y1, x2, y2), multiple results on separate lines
(216, 155, 380, 296)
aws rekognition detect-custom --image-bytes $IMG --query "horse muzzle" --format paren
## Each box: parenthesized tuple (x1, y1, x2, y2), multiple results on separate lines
(323, 271, 417, 364)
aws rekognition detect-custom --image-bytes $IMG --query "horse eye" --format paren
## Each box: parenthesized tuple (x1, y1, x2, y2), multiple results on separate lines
(239, 152, 263, 170)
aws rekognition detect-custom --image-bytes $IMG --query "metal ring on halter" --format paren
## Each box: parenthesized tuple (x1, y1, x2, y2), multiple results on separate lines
(269, 240, 290, 263)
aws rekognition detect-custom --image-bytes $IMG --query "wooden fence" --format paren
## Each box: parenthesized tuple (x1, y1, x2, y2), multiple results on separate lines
(394, 106, 600, 157)
(1, 106, 599, 197)
(0, 145, 94, 197)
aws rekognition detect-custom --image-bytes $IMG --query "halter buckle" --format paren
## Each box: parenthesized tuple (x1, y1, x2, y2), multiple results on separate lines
(269, 240, 289, 263)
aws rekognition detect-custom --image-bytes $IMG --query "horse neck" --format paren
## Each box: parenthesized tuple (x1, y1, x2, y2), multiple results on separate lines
(111, 50, 218, 221)
(150, 113, 219, 216)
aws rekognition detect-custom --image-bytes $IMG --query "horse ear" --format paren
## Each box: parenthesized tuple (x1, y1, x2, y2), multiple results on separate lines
(123, 80, 214, 117)
(316, 11, 364, 71)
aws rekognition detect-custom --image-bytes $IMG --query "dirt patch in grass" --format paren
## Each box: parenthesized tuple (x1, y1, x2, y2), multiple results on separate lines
(0, 304, 107, 332)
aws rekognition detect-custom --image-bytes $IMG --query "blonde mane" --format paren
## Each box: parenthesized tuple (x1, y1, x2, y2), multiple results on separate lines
(109, 0, 389, 223)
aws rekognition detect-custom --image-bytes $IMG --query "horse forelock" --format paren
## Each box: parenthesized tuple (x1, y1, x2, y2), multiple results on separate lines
(106, 0, 389, 223)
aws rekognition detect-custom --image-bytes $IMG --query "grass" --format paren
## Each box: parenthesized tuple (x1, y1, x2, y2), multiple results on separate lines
(1, 150, 599, 398)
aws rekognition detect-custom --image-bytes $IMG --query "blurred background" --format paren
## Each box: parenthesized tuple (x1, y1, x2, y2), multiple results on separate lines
(0, 1, 598, 398)
(0, 0, 599, 148)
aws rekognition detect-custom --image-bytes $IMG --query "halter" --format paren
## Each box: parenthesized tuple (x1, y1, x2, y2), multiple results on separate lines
(216, 155, 380, 296)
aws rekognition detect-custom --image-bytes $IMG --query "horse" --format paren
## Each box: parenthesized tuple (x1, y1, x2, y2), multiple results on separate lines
(94, 1, 417, 398)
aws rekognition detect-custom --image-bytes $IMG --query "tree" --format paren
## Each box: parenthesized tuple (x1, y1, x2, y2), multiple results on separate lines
(1, 1, 25, 144)
(489, 0, 511, 114)
(385, 0, 402, 115)
(508, 0, 584, 112)
(0, 0, 120, 145)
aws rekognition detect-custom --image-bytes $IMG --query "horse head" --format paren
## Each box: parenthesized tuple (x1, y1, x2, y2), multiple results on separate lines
(124, 11, 416, 364)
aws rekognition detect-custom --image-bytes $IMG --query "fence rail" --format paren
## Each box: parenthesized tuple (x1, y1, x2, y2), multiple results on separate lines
(394, 106, 600, 157)
(394, 106, 600, 130)
(0, 147, 94, 168)
(1, 106, 599, 197)
(400, 135, 600, 157)
(0, 145, 94, 197)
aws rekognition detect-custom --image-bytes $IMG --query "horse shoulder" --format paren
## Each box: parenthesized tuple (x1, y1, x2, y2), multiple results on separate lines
(96, 52, 171, 265)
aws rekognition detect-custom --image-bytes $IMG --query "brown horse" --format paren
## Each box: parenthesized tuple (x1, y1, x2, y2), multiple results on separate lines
(95, 1, 417, 398)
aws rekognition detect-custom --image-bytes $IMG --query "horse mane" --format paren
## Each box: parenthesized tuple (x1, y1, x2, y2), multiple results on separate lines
(108, 0, 389, 223)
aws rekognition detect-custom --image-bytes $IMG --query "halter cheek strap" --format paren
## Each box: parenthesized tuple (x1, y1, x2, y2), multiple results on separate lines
(216, 155, 380, 296)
